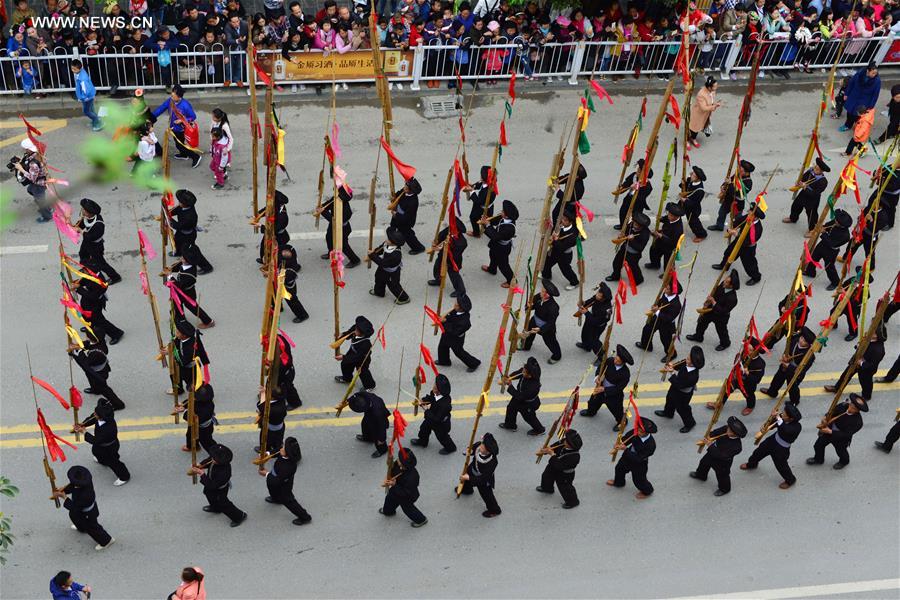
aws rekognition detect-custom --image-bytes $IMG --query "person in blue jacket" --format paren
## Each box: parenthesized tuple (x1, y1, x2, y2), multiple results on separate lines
(151, 84, 202, 168)
(839, 61, 881, 132)
(71, 59, 102, 131)
(50, 570, 91, 600)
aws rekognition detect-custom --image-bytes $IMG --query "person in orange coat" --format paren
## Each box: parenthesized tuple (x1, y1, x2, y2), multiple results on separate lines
(845, 106, 874, 156)
(168, 567, 206, 600)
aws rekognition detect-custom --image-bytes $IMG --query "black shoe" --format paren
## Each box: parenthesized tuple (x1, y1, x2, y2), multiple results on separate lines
(498, 423, 517, 431)
(660, 354, 673, 363)
(805, 458, 824, 465)
(256, 258, 264, 265)
(253, 446, 261, 453)
(535, 486, 554, 494)
(346, 259, 360, 269)
(411, 519, 428, 528)
(826, 282, 838, 291)
(844, 333, 857, 342)
(410, 438, 427, 447)
(230, 513, 247, 527)
(435, 360, 452, 367)
(482, 510, 500, 518)
(715, 343, 731, 351)
(107, 275, 122, 285)
(83, 387, 98, 394)
(292, 516, 312, 525)
(466, 363, 480, 373)
(355, 434, 369, 442)
(265, 496, 278, 504)
(408, 248, 425, 255)
(579, 409, 595, 417)
(450, 291, 459, 298)
(575, 342, 587, 350)
(561, 502, 579, 509)
(644, 262, 659, 270)
(832, 462, 848, 470)
(198, 268, 213, 275)
(613, 224, 622, 231)
(613, 421, 626, 432)
(711, 263, 724, 270)
(875, 441, 892, 453)
(679, 424, 695, 434)
(604, 275, 619, 282)
(191, 156, 203, 169)
(334, 376, 349, 384)
(713, 489, 728, 497)
(320, 253, 330, 260)
(527, 428, 546, 436)
(439, 447, 456, 455)
(877, 377, 896, 384)
(378, 508, 395, 516)
(746, 278, 760, 286)
(292, 315, 309, 323)
(371, 448, 387, 458)
(689, 471, 706, 481)
(707, 224, 724, 231)
(760, 388, 776, 398)
(685, 334, 703, 342)
(634, 342, 647, 350)
(654, 410, 672, 418)
(202, 505, 221, 513)
(427, 279, 440, 286)
(109, 334, 123, 345)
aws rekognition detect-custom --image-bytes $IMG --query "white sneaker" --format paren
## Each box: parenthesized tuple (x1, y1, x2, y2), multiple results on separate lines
(95, 538, 115, 551)
(113, 478, 128, 486)
(341, 82, 349, 90)
(565, 284, 578, 291)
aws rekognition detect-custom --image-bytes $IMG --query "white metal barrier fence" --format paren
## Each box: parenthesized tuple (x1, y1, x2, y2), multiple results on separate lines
(0, 36, 893, 95)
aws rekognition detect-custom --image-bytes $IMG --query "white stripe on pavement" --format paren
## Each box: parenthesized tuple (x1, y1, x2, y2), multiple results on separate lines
(670, 578, 900, 600)
(290, 229, 384, 241)
(0, 244, 49, 256)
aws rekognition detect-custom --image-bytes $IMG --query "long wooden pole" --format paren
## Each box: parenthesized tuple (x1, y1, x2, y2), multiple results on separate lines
(258, 79, 278, 387)
(652, 137, 678, 233)
(187, 368, 198, 485)
(428, 167, 454, 264)
(57, 240, 80, 442)
(133, 207, 167, 370)
(258, 272, 287, 464)
(332, 163, 343, 356)
(334, 305, 398, 417)
(681, 74, 695, 190)
(248, 40, 260, 227)
(660, 248, 697, 370)
(28, 346, 60, 508)
(159, 130, 172, 276)
(612, 98, 647, 206)
(413, 289, 428, 416)
(316, 71, 337, 230)
(369, 4, 396, 195)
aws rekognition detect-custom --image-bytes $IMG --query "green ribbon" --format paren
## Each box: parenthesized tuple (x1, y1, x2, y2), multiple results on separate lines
(826, 193, 836, 220)
(576, 236, 584, 260)
(583, 88, 596, 112)
(578, 131, 591, 155)
(816, 335, 829, 347)
(504, 100, 513, 118)
(868, 140, 897, 179)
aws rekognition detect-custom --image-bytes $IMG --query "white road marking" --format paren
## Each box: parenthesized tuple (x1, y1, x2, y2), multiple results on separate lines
(670, 578, 900, 600)
(290, 228, 384, 241)
(0, 244, 49, 256)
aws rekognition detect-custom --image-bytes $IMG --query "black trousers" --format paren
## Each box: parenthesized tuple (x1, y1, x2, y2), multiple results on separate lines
(326, 221, 361, 264)
(542, 250, 579, 287)
(540, 468, 578, 505)
(260, 427, 284, 454)
(203, 487, 245, 522)
(619, 200, 647, 228)
(91, 309, 124, 342)
(726, 375, 761, 409)
(613, 457, 654, 495)
(694, 312, 731, 346)
(685, 204, 707, 239)
(283, 289, 309, 321)
(881, 421, 900, 451)
(885, 353, 900, 382)
(586, 391, 624, 423)
(736, 246, 762, 281)
(267, 480, 311, 521)
(181, 288, 213, 325)
(185, 424, 217, 454)
(661, 388, 695, 428)
(93, 444, 131, 482)
(280, 375, 302, 409)
(579, 321, 606, 354)
(522, 321, 562, 361)
(746, 436, 795, 484)
(176, 362, 194, 395)
(432, 258, 467, 297)
(392, 220, 426, 253)
(80, 246, 121, 283)
(647, 241, 673, 269)
(341, 359, 376, 390)
(610, 249, 644, 286)
(373, 267, 409, 302)
(695, 455, 733, 493)
(788, 194, 820, 231)
(68, 506, 112, 546)
(174, 129, 199, 161)
(487, 244, 514, 283)
(469, 203, 491, 236)
(416, 419, 456, 451)
(639, 317, 675, 354)
(834, 365, 877, 400)
(82, 370, 125, 410)
(767, 366, 803, 405)
(174, 233, 214, 272)
(503, 399, 543, 431)
(359, 418, 388, 454)
(382, 490, 426, 524)
(461, 480, 501, 514)
(437, 333, 481, 369)
(812, 433, 851, 465)
(804, 244, 840, 286)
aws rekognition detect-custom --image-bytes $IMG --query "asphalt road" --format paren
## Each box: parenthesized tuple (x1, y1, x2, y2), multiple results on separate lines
(1, 81, 898, 599)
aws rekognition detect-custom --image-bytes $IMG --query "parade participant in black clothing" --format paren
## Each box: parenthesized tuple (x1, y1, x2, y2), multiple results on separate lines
(541, 204, 581, 289)
(381, 447, 427, 527)
(741, 403, 802, 489)
(687, 269, 740, 351)
(804, 208, 852, 290)
(259, 436, 311, 526)
(709, 159, 754, 231)
(52, 466, 115, 550)
(192, 443, 247, 527)
(368, 226, 410, 304)
(866, 162, 899, 229)
(767, 291, 811, 348)
(606, 212, 650, 286)
(761, 326, 816, 405)
(255, 386, 287, 454)
(278, 245, 309, 323)
(807, 393, 867, 469)
(522, 279, 562, 364)
(784, 157, 829, 232)
(712, 203, 764, 286)
(335, 315, 376, 390)
(646, 202, 684, 270)
(842, 206, 887, 270)
(608, 417, 657, 499)
(390, 177, 426, 254)
(615, 163, 654, 230)
(581, 344, 633, 431)
(481, 199, 518, 287)
(824, 325, 886, 400)
(680, 165, 707, 241)
(176, 382, 217, 453)
(715, 337, 767, 416)
(428, 215, 468, 298)
(74, 399, 130, 485)
(74, 274, 124, 345)
(575, 282, 612, 354)
(832, 267, 872, 341)
(536, 428, 582, 508)
(551, 164, 587, 225)
(169, 189, 213, 273)
(256, 190, 290, 264)
(655, 345, 704, 433)
(317, 186, 362, 267)
(877, 350, 900, 384)
(690, 415, 747, 496)
(459, 432, 501, 518)
(267, 331, 302, 410)
(636, 280, 683, 359)
(499, 357, 544, 435)
(69, 331, 125, 410)
(348, 391, 390, 458)
(436, 294, 481, 372)
(466, 166, 493, 236)
(75, 198, 121, 284)
(875, 420, 900, 454)
(170, 320, 210, 395)
(166, 244, 216, 328)
(412, 374, 456, 454)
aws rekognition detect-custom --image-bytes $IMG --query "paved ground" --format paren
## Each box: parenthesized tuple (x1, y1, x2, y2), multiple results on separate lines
(1, 81, 898, 599)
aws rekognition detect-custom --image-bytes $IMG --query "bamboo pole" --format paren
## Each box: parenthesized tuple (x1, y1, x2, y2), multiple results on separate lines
(660, 248, 697, 371)
(187, 369, 198, 485)
(315, 70, 337, 230)
(652, 137, 678, 233)
(612, 98, 647, 205)
(681, 74, 695, 190)
(369, 4, 396, 195)
(456, 247, 523, 497)
(258, 79, 279, 387)
(433, 237, 450, 337)
(159, 129, 171, 276)
(57, 241, 80, 442)
(501, 229, 538, 390)
(332, 162, 343, 356)
(133, 206, 167, 370)
(28, 346, 61, 508)
(334, 305, 398, 417)
(428, 167, 454, 264)
(248, 40, 260, 227)
(258, 272, 287, 465)
(413, 289, 428, 416)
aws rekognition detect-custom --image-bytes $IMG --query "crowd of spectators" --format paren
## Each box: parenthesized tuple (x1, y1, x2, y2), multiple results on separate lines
(0, 0, 895, 93)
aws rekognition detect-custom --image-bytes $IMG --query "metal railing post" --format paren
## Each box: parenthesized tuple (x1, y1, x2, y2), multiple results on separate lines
(410, 44, 424, 91)
(723, 39, 740, 76)
(568, 40, 586, 85)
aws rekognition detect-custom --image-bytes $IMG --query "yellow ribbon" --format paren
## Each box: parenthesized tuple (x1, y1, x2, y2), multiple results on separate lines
(575, 216, 588, 240)
(63, 261, 104, 286)
(277, 129, 286, 167)
(193, 357, 203, 391)
(65, 326, 84, 348)
(756, 193, 768, 213)
(480, 390, 490, 409)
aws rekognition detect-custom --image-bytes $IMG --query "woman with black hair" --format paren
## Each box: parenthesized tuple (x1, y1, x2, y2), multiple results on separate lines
(168, 567, 206, 600)
(688, 76, 721, 148)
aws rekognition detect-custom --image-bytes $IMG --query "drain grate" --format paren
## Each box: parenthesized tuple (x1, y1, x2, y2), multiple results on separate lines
(422, 94, 461, 119)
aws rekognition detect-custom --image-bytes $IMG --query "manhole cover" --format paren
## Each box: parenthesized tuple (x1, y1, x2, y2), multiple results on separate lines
(422, 94, 461, 119)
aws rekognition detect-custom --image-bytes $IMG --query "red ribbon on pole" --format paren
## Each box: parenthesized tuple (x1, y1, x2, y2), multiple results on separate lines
(32, 377, 70, 410)
(37, 408, 77, 462)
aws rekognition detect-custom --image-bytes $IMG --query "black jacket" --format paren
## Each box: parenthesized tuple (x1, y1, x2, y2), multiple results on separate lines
(653, 217, 684, 253)
(467, 451, 498, 487)
(85, 419, 120, 453)
(372, 247, 402, 272)
(392, 191, 419, 228)
(421, 392, 452, 425)
(668, 364, 700, 395)
(857, 340, 885, 374)
(705, 425, 742, 463)
(322, 193, 353, 223)
(468, 181, 492, 217)
(200, 462, 232, 493)
(547, 446, 580, 475)
(771, 418, 802, 445)
(818, 220, 851, 251)
(583, 296, 612, 332)
(681, 179, 705, 212)
(797, 167, 828, 203)
(596, 359, 630, 399)
(530, 294, 559, 334)
(827, 402, 863, 443)
(63, 482, 98, 515)
(170, 205, 198, 235)
(437, 227, 467, 269)
(508, 374, 541, 408)
(485, 219, 516, 250)
(549, 224, 579, 257)
(443, 310, 471, 338)
(266, 456, 297, 491)
(622, 432, 656, 464)
(387, 463, 420, 503)
(342, 332, 372, 370)
(710, 284, 738, 319)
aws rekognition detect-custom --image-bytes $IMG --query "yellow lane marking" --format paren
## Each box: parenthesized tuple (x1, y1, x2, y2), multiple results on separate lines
(0, 119, 68, 149)
(0, 369, 890, 436)
(1, 382, 895, 450)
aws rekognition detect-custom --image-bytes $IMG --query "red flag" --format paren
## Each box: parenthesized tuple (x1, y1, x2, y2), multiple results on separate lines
(380, 137, 417, 181)
(376, 325, 387, 349)
(666, 95, 681, 129)
(616, 279, 628, 304)
(392, 408, 408, 440)
(424, 306, 445, 332)
(894, 277, 900, 303)
(589, 80, 613, 105)
(20, 114, 47, 155)
(508, 71, 517, 105)
(622, 261, 638, 295)
(69, 386, 83, 410)
(37, 408, 77, 462)
(252, 48, 273, 87)
(32, 377, 70, 410)
(420, 344, 438, 376)
(449, 202, 459, 239)
(671, 269, 679, 295)
(499, 121, 509, 147)
(803, 240, 822, 268)
(417, 365, 427, 385)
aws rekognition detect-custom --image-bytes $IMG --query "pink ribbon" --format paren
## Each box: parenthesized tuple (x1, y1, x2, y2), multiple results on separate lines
(53, 206, 80, 245)
(165, 281, 197, 316)
(278, 329, 296, 347)
(334, 165, 352, 194)
(140, 271, 150, 296)
(331, 121, 342, 160)
(138, 229, 157, 260)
